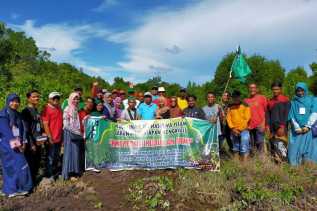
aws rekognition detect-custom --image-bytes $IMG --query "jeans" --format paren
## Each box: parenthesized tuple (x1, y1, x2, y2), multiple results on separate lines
(231, 130, 250, 155)
(250, 128, 265, 153)
(46, 143, 61, 178)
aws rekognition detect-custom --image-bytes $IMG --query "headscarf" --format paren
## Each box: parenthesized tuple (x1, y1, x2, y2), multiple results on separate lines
(288, 82, 313, 127)
(64, 92, 81, 133)
(113, 97, 122, 118)
(0, 93, 23, 138)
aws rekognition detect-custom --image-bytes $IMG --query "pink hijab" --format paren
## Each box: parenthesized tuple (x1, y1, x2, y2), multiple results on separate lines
(64, 92, 81, 134)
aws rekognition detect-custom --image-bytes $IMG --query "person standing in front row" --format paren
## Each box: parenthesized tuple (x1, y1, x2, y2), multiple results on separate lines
(0, 94, 33, 198)
(120, 97, 140, 121)
(183, 95, 206, 120)
(22, 90, 44, 184)
(137, 92, 158, 120)
(62, 92, 84, 181)
(226, 91, 251, 161)
(41, 92, 63, 179)
(170, 96, 183, 118)
(244, 83, 268, 155)
(288, 82, 317, 166)
(266, 82, 290, 161)
(203, 92, 223, 148)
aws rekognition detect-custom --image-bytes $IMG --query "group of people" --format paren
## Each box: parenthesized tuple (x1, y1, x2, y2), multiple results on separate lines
(1, 81, 317, 198)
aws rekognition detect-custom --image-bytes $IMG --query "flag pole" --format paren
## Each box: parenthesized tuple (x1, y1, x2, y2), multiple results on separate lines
(220, 70, 232, 105)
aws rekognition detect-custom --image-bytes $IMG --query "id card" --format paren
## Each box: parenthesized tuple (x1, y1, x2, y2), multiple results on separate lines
(299, 107, 306, 115)
(12, 126, 20, 137)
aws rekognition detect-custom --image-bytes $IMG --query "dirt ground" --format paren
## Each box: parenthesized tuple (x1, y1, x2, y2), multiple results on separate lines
(0, 170, 178, 211)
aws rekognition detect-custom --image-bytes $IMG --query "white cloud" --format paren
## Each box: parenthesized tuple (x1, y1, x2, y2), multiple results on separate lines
(92, 0, 119, 12)
(10, 13, 20, 20)
(109, 0, 317, 83)
(11, 20, 110, 63)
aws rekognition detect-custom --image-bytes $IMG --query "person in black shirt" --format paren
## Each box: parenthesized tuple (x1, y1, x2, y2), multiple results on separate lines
(22, 90, 45, 183)
(183, 95, 206, 120)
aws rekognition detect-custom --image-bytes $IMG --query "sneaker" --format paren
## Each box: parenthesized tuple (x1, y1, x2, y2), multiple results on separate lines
(8, 193, 18, 198)
(16, 191, 28, 196)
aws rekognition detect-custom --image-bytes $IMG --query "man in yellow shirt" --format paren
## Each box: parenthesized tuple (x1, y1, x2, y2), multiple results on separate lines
(177, 88, 188, 110)
(226, 90, 251, 161)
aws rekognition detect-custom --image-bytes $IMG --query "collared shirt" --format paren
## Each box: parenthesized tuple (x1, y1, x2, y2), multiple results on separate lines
(226, 104, 251, 131)
(137, 103, 158, 120)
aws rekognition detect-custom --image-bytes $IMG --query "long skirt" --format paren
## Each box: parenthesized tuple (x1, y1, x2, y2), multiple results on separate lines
(0, 139, 33, 195)
(288, 130, 317, 166)
(62, 130, 84, 180)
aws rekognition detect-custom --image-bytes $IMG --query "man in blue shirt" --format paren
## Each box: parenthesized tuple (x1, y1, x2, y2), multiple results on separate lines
(137, 92, 158, 120)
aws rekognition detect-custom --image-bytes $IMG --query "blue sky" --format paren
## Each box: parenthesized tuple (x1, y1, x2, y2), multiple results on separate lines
(1, 0, 317, 86)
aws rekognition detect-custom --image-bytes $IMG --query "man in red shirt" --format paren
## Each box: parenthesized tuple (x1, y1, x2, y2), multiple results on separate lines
(244, 83, 268, 155)
(41, 92, 63, 179)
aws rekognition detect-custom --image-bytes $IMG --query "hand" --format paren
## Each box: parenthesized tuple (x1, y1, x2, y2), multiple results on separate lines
(295, 128, 303, 134)
(210, 116, 217, 124)
(93, 82, 99, 86)
(232, 129, 240, 136)
(302, 127, 310, 134)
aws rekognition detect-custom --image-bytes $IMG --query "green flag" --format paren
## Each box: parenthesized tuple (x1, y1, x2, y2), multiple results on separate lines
(230, 46, 252, 82)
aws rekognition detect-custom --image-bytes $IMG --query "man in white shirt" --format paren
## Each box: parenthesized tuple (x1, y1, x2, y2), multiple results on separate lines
(123, 88, 140, 109)
(120, 97, 140, 121)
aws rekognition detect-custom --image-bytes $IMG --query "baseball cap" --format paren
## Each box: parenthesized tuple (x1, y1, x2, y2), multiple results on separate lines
(158, 87, 166, 92)
(49, 92, 61, 99)
(144, 92, 152, 97)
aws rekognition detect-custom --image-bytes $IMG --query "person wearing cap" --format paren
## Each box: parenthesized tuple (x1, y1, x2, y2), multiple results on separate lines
(123, 88, 140, 109)
(151, 86, 159, 101)
(153, 87, 171, 107)
(21, 90, 45, 184)
(177, 88, 188, 110)
(119, 90, 126, 101)
(120, 97, 140, 121)
(137, 92, 158, 120)
(41, 91, 63, 179)
(111, 89, 119, 99)
(61, 87, 85, 111)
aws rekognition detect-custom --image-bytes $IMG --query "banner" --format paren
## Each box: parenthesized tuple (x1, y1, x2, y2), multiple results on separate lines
(84, 117, 220, 171)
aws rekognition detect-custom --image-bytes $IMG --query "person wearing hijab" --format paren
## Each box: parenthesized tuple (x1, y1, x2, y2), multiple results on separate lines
(113, 97, 123, 120)
(0, 94, 33, 198)
(288, 82, 315, 165)
(62, 92, 84, 180)
(91, 99, 106, 117)
(156, 97, 171, 119)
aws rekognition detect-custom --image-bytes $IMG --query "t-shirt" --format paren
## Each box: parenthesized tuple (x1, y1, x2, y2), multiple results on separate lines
(153, 97, 171, 107)
(244, 95, 268, 129)
(177, 97, 188, 110)
(226, 104, 251, 131)
(41, 104, 63, 143)
(203, 104, 222, 135)
(137, 103, 158, 120)
(183, 107, 206, 120)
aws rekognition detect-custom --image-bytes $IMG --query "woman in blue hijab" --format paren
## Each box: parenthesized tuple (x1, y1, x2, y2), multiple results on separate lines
(288, 82, 316, 165)
(0, 93, 33, 197)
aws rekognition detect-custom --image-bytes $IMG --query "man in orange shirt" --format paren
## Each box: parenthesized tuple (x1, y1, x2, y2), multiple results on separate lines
(227, 90, 251, 161)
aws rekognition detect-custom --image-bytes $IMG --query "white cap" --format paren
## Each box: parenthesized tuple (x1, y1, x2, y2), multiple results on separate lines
(144, 92, 152, 97)
(158, 87, 166, 92)
(48, 91, 61, 99)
